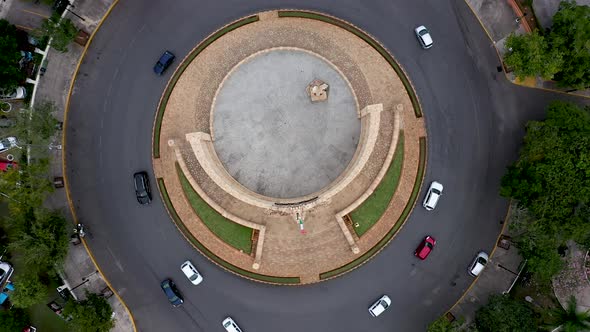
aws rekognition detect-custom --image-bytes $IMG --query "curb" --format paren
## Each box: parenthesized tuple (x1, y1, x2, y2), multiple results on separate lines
(446, 200, 512, 315)
(60, 1, 138, 331)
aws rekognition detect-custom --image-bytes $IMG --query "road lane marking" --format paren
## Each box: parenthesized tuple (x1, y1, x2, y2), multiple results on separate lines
(15, 25, 34, 31)
(20, 9, 50, 18)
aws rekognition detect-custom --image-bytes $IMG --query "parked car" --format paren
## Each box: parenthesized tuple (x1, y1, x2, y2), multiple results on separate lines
(0, 160, 17, 172)
(180, 260, 203, 285)
(415, 25, 433, 49)
(133, 171, 151, 205)
(468, 251, 489, 277)
(0, 137, 18, 153)
(414, 236, 436, 260)
(0, 261, 14, 287)
(160, 279, 183, 307)
(0, 87, 26, 100)
(153, 51, 175, 75)
(222, 317, 243, 332)
(423, 181, 443, 211)
(368, 295, 391, 317)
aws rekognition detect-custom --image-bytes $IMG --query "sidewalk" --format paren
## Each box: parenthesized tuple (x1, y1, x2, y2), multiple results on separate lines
(464, 0, 590, 98)
(1, 0, 132, 331)
(448, 212, 525, 325)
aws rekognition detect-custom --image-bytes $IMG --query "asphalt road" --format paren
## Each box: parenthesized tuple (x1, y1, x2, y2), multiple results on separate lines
(65, 0, 590, 331)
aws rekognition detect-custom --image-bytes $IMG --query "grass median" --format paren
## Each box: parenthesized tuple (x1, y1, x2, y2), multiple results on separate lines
(176, 163, 252, 254)
(351, 132, 404, 236)
(320, 136, 426, 280)
(157, 177, 300, 284)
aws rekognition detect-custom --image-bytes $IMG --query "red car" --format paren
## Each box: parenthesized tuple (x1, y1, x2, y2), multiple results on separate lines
(414, 236, 436, 260)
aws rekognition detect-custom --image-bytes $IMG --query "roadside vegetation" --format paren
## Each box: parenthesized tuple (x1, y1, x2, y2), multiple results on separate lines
(504, 1, 590, 89)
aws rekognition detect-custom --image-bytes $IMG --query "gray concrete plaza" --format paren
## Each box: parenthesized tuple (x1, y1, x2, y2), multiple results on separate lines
(212, 49, 360, 199)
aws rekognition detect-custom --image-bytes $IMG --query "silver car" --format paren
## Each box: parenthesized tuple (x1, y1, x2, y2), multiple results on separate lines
(468, 251, 489, 277)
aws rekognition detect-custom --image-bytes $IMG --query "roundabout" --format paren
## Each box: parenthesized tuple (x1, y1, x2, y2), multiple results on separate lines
(61, 0, 570, 331)
(153, 11, 425, 283)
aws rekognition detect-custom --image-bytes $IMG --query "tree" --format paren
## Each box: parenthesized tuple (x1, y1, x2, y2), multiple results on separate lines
(475, 294, 536, 332)
(0, 158, 54, 213)
(9, 272, 48, 308)
(548, 1, 590, 88)
(504, 31, 562, 80)
(8, 209, 69, 273)
(64, 293, 115, 332)
(548, 296, 590, 332)
(501, 101, 590, 231)
(34, 13, 78, 53)
(15, 101, 59, 143)
(0, 308, 30, 332)
(0, 19, 25, 90)
(427, 315, 464, 332)
(501, 101, 590, 281)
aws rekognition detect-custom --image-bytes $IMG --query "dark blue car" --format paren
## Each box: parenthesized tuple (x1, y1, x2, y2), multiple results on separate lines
(153, 51, 175, 75)
(160, 279, 183, 307)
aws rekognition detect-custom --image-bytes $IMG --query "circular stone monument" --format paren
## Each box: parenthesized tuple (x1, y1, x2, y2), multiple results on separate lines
(212, 49, 360, 199)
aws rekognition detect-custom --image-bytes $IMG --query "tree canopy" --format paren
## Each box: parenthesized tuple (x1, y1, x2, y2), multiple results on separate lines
(0, 19, 25, 90)
(35, 13, 77, 53)
(475, 294, 537, 332)
(501, 101, 590, 281)
(549, 0, 590, 88)
(0, 308, 30, 332)
(64, 293, 115, 332)
(504, 31, 562, 80)
(502, 1, 590, 88)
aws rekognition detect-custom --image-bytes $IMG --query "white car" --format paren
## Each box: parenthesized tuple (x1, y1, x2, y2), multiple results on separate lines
(222, 317, 243, 332)
(180, 260, 203, 285)
(0, 261, 14, 286)
(0, 87, 26, 100)
(0, 137, 18, 153)
(468, 251, 489, 277)
(423, 181, 443, 211)
(415, 25, 433, 49)
(368, 295, 391, 317)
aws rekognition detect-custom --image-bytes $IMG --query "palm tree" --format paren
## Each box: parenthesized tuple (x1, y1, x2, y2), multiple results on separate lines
(549, 296, 590, 332)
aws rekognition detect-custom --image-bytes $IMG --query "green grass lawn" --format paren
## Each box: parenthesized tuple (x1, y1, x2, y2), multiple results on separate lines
(28, 300, 70, 332)
(351, 132, 404, 236)
(176, 163, 253, 254)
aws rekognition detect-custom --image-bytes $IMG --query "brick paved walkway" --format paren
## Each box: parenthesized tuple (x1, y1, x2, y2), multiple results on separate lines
(154, 11, 425, 283)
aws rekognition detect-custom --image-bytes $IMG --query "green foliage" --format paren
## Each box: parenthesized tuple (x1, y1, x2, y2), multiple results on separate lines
(35, 14, 78, 53)
(502, 1, 590, 88)
(15, 102, 59, 147)
(501, 101, 590, 281)
(8, 209, 69, 273)
(547, 296, 590, 332)
(501, 101, 590, 226)
(64, 293, 114, 332)
(549, 0, 590, 88)
(504, 32, 562, 80)
(9, 273, 48, 309)
(0, 19, 25, 90)
(0, 308, 30, 332)
(427, 315, 464, 332)
(475, 294, 537, 332)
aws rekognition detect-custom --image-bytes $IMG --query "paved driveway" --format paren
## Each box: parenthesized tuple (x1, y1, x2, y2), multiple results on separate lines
(64, 0, 590, 331)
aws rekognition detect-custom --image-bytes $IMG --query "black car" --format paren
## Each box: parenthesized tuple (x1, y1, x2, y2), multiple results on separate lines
(160, 279, 183, 307)
(133, 171, 151, 205)
(153, 50, 175, 75)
